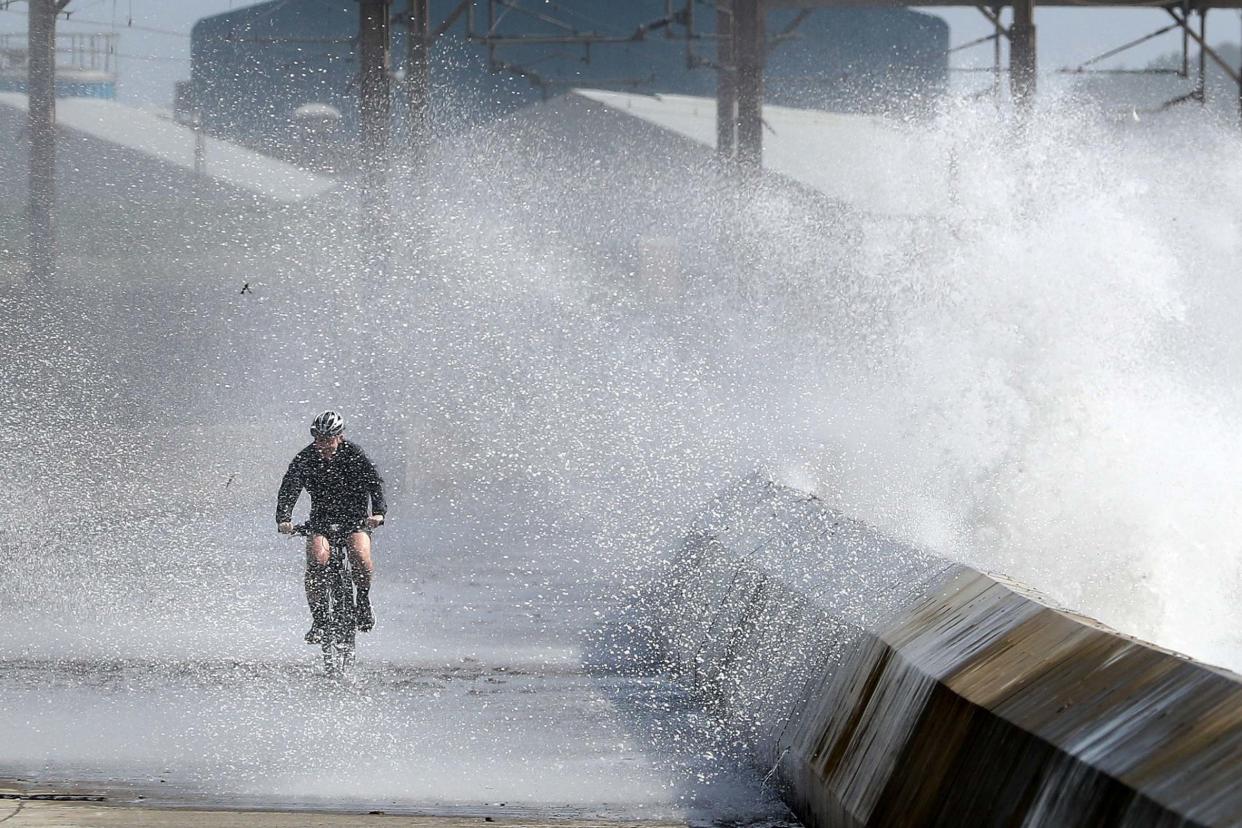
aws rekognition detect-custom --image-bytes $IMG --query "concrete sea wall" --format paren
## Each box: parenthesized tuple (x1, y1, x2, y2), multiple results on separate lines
(654, 477, 1242, 827)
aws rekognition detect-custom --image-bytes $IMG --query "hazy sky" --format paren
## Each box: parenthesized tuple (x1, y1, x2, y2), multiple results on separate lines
(1, 1, 1238, 106)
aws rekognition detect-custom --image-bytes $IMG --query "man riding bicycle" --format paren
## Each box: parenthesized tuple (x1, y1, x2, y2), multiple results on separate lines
(276, 411, 387, 643)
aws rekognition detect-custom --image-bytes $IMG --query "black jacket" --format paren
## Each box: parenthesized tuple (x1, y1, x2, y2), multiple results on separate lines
(276, 440, 387, 527)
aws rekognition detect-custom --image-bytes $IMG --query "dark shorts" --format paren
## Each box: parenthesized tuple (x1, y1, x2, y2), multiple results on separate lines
(308, 520, 372, 545)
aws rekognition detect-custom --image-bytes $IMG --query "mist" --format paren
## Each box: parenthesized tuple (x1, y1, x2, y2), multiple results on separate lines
(2, 66, 1242, 811)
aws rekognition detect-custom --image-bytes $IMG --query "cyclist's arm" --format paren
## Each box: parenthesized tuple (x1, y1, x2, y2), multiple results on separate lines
(276, 459, 304, 526)
(360, 452, 387, 520)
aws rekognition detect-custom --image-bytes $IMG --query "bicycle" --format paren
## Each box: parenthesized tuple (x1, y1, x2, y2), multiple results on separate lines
(291, 521, 369, 678)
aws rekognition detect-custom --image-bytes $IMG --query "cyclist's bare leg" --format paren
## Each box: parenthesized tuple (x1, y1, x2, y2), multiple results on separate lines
(348, 531, 375, 630)
(304, 534, 331, 639)
(347, 531, 373, 591)
(306, 534, 330, 567)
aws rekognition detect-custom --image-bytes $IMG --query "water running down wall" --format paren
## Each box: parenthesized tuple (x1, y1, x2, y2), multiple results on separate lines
(653, 477, 1242, 827)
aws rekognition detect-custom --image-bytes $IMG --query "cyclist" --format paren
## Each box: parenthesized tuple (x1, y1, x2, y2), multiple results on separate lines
(276, 410, 387, 643)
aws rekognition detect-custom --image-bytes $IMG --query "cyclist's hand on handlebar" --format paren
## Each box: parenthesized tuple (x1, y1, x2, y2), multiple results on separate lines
(278, 522, 294, 535)
(366, 514, 385, 529)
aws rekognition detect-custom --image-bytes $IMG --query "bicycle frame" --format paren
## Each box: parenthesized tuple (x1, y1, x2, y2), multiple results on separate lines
(320, 531, 357, 677)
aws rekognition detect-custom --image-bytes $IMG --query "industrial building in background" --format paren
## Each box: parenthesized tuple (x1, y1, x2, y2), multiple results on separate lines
(186, 0, 948, 168)
(0, 31, 116, 99)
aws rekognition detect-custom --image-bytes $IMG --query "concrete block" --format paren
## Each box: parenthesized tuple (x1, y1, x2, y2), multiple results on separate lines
(654, 477, 1242, 827)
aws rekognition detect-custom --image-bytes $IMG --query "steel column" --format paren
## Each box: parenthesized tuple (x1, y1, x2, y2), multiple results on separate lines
(1010, 0, 1036, 108)
(993, 8, 1003, 100)
(28, 0, 57, 280)
(716, 1, 736, 160)
(1198, 10, 1208, 104)
(1182, 2, 1190, 79)
(359, 0, 392, 270)
(406, 0, 430, 146)
(733, 0, 764, 170)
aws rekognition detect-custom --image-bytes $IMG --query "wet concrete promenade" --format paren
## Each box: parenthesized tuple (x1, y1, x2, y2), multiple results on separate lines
(0, 508, 790, 825)
(0, 794, 684, 828)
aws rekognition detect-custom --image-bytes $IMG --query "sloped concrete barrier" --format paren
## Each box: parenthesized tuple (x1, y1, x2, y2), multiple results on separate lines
(654, 477, 1242, 827)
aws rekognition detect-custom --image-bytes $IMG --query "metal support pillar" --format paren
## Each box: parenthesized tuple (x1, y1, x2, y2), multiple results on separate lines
(733, 0, 764, 170)
(715, 1, 735, 160)
(358, 0, 392, 272)
(1197, 10, 1207, 105)
(993, 9, 1003, 100)
(486, 0, 496, 69)
(406, 0, 430, 151)
(28, 0, 59, 281)
(1182, 4, 1190, 79)
(1010, 0, 1036, 109)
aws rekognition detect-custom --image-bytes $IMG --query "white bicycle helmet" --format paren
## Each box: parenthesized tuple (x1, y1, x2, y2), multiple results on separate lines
(310, 410, 345, 437)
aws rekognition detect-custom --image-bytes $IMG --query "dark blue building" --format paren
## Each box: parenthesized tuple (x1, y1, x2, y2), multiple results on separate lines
(190, 1, 947, 152)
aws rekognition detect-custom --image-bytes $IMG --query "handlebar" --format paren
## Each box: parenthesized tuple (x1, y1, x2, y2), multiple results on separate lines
(288, 519, 378, 537)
